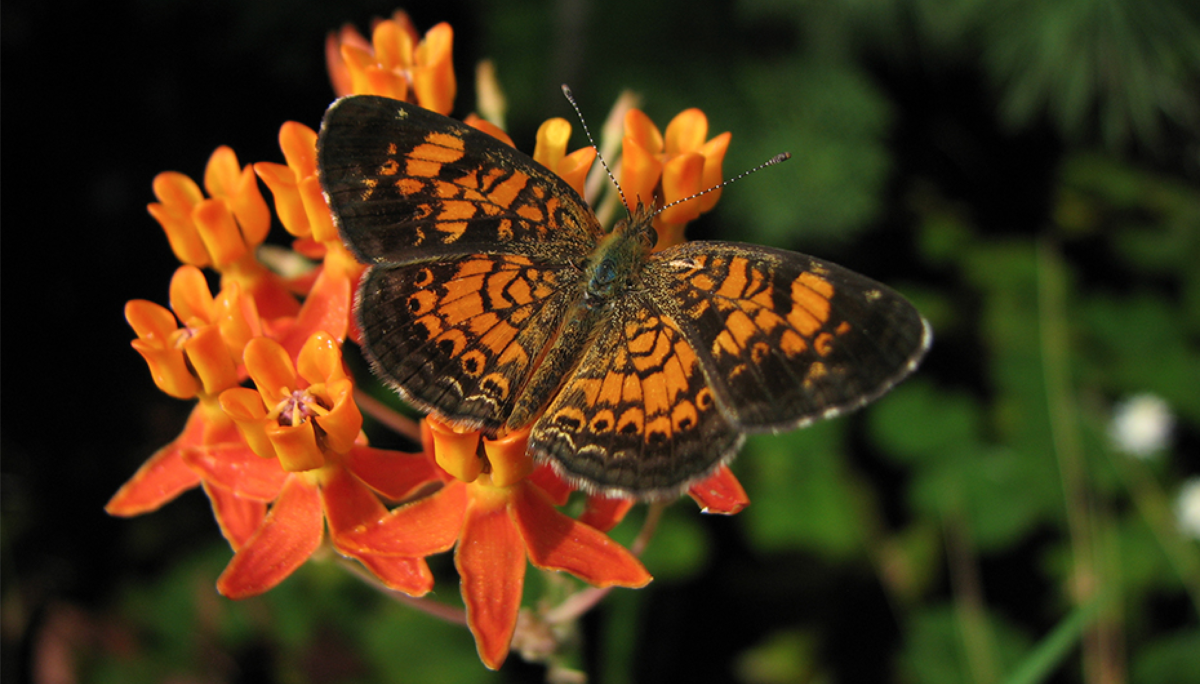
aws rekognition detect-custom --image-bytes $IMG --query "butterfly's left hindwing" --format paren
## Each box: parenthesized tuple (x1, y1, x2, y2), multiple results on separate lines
(318, 95, 602, 267)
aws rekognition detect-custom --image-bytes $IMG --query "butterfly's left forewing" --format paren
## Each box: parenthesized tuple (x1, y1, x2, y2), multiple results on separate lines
(647, 241, 931, 432)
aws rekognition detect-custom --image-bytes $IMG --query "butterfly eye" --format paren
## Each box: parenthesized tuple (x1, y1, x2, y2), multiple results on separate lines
(594, 259, 617, 286)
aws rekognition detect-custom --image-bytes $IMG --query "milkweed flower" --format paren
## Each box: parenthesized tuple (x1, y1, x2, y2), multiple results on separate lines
(419, 418, 651, 669)
(620, 107, 732, 248)
(213, 332, 447, 598)
(326, 10, 456, 114)
(149, 147, 299, 320)
(108, 265, 263, 517)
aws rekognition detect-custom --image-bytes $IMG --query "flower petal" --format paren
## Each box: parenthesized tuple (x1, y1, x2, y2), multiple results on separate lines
(278, 267, 352, 360)
(527, 465, 573, 506)
(242, 337, 297, 405)
(182, 325, 239, 396)
(687, 465, 749, 515)
(578, 495, 634, 533)
(336, 480, 467, 557)
(216, 475, 323, 599)
(266, 421, 326, 472)
(483, 428, 534, 488)
(347, 552, 434, 596)
(619, 131, 663, 211)
(511, 483, 651, 588)
(457, 490, 526, 670)
(254, 161, 309, 237)
(663, 108, 708, 155)
(105, 412, 206, 516)
(343, 444, 441, 501)
(192, 197, 248, 266)
(203, 480, 266, 551)
(428, 417, 483, 483)
(168, 265, 215, 326)
(182, 441, 289, 502)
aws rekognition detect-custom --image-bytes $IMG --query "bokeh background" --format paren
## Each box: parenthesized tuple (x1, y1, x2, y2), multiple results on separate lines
(3, 0, 1199, 682)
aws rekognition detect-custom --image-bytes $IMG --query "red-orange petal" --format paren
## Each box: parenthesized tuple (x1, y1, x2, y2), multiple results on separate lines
(695, 132, 731, 214)
(182, 440, 289, 502)
(230, 164, 272, 247)
(105, 415, 205, 516)
(619, 133, 663, 211)
(348, 552, 434, 596)
(203, 480, 267, 551)
(412, 23, 455, 115)
(457, 491, 526, 670)
(279, 122, 318, 180)
(216, 475, 323, 599)
(218, 387, 276, 460)
(278, 267, 352, 361)
(527, 464, 572, 506)
(299, 174, 338, 243)
(203, 146, 242, 199)
(464, 115, 515, 148)
(320, 463, 388, 538)
(511, 483, 651, 588)
(663, 108, 708, 156)
(657, 151, 705, 225)
(687, 465, 749, 515)
(336, 480, 467, 557)
(130, 339, 199, 399)
(192, 198, 248, 267)
(578, 495, 635, 533)
(343, 444, 441, 501)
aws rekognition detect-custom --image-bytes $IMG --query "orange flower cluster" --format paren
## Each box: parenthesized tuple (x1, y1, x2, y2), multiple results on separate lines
(109, 11, 746, 670)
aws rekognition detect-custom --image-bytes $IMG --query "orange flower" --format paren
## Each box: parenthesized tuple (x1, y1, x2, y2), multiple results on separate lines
(149, 146, 270, 269)
(533, 118, 597, 199)
(252, 120, 361, 351)
(620, 107, 731, 247)
(125, 264, 260, 399)
(209, 332, 448, 598)
(326, 11, 456, 114)
(398, 417, 650, 668)
(220, 333, 359, 472)
(148, 146, 300, 320)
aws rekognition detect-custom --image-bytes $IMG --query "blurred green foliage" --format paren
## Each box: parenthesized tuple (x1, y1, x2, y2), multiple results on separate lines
(12, 0, 1199, 682)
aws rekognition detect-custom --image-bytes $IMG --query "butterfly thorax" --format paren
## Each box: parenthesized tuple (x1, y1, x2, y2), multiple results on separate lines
(583, 205, 657, 308)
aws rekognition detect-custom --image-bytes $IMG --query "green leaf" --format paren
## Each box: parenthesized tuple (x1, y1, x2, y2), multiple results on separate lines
(739, 421, 867, 558)
(1131, 628, 1200, 684)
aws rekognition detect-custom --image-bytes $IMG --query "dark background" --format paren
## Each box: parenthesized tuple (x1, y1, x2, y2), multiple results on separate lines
(4, 1, 1199, 683)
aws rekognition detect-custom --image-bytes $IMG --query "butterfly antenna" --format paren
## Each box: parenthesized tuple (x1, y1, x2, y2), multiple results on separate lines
(561, 84, 631, 215)
(652, 152, 792, 219)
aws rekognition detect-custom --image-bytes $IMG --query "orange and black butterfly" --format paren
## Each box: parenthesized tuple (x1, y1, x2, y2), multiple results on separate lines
(318, 95, 930, 498)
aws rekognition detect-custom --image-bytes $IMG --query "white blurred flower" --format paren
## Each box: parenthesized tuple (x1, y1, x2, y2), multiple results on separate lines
(1175, 478, 1200, 540)
(1109, 394, 1174, 458)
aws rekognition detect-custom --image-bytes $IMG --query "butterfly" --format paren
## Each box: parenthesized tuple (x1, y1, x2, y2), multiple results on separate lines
(317, 94, 931, 499)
